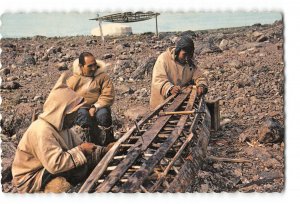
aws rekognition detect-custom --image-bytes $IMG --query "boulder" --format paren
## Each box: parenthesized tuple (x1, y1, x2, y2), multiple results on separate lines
(195, 40, 222, 55)
(115, 44, 125, 51)
(257, 35, 268, 42)
(2, 43, 16, 49)
(124, 105, 148, 121)
(219, 39, 229, 51)
(23, 55, 36, 65)
(0, 68, 11, 76)
(181, 30, 196, 38)
(1, 142, 16, 183)
(115, 84, 134, 95)
(239, 128, 257, 143)
(220, 118, 232, 126)
(229, 60, 242, 69)
(132, 57, 156, 79)
(103, 53, 113, 59)
(258, 118, 284, 143)
(0, 81, 21, 90)
(252, 31, 263, 38)
(56, 62, 68, 71)
(46, 46, 57, 54)
(6, 76, 18, 82)
(41, 55, 49, 61)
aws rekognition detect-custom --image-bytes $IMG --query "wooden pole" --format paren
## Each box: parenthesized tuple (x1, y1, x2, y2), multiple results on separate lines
(97, 14, 104, 43)
(159, 110, 195, 116)
(155, 13, 158, 36)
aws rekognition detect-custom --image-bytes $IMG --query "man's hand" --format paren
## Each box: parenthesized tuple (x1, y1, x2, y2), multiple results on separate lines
(89, 107, 96, 117)
(197, 86, 204, 96)
(103, 142, 115, 153)
(79, 142, 97, 155)
(170, 86, 181, 95)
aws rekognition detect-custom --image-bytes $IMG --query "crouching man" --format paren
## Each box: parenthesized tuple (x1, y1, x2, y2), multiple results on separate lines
(150, 36, 208, 110)
(12, 73, 113, 193)
(67, 52, 115, 146)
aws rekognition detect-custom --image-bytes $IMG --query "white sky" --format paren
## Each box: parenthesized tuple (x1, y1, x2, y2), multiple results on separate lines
(0, 0, 299, 204)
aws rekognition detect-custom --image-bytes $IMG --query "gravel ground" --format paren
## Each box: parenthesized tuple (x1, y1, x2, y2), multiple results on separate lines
(1, 20, 284, 192)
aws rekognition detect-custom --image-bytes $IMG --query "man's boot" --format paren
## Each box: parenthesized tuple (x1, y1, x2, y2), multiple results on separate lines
(81, 127, 92, 142)
(44, 177, 72, 193)
(97, 125, 115, 146)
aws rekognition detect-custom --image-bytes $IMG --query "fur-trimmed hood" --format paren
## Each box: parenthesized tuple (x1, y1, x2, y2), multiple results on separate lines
(72, 58, 106, 76)
(39, 72, 83, 131)
(67, 59, 115, 110)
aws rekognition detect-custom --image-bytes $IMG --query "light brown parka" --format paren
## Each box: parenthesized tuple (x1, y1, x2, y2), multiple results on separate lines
(67, 59, 115, 111)
(12, 74, 88, 193)
(150, 48, 208, 110)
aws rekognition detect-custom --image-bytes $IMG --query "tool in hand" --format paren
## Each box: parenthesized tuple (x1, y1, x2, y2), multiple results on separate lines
(159, 109, 204, 116)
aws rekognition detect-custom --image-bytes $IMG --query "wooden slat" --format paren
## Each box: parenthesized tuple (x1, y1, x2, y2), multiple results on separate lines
(166, 102, 210, 193)
(95, 148, 142, 192)
(149, 133, 194, 192)
(95, 91, 191, 192)
(79, 94, 177, 193)
(120, 87, 197, 192)
(167, 124, 210, 192)
(128, 90, 191, 152)
(150, 96, 206, 192)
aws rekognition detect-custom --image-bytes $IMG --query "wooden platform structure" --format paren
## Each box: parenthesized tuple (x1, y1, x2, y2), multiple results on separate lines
(89, 11, 160, 41)
(78, 86, 216, 193)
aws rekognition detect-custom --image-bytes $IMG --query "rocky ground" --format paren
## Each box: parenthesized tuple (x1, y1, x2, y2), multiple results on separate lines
(0, 20, 284, 193)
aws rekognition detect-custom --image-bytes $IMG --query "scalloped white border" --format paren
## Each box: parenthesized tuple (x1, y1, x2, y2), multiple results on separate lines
(1, 0, 299, 204)
(0, 0, 285, 12)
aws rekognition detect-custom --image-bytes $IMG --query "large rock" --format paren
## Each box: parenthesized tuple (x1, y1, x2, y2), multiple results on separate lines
(1, 142, 16, 183)
(194, 39, 222, 55)
(252, 31, 263, 40)
(0, 68, 11, 76)
(115, 84, 134, 95)
(181, 30, 196, 38)
(239, 128, 256, 143)
(132, 57, 156, 79)
(229, 59, 242, 69)
(219, 39, 229, 51)
(102, 53, 113, 59)
(258, 118, 284, 143)
(91, 23, 132, 36)
(2, 43, 16, 49)
(256, 35, 269, 42)
(0, 81, 21, 90)
(124, 105, 148, 121)
(113, 59, 134, 74)
(1, 103, 34, 137)
(23, 55, 36, 65)
(56, 62, 68, 71)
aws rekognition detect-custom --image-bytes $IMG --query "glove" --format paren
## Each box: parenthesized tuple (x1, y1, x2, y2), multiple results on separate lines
(79, 142, 97, 155)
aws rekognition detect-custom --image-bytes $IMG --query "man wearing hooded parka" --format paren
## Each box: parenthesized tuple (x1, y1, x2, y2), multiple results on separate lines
(150, 36, 208, 110)
(12, 73, 110, 193)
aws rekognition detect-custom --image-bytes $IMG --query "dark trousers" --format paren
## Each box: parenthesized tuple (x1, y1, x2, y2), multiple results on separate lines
(41, 165, 89, 190)
(75, 107, 114, 145)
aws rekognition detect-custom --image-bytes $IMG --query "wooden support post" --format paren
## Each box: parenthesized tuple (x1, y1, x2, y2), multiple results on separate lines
(155, 13, 158, 36)
(207, 99, 220, 131)
(97, 14, 104, 43)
